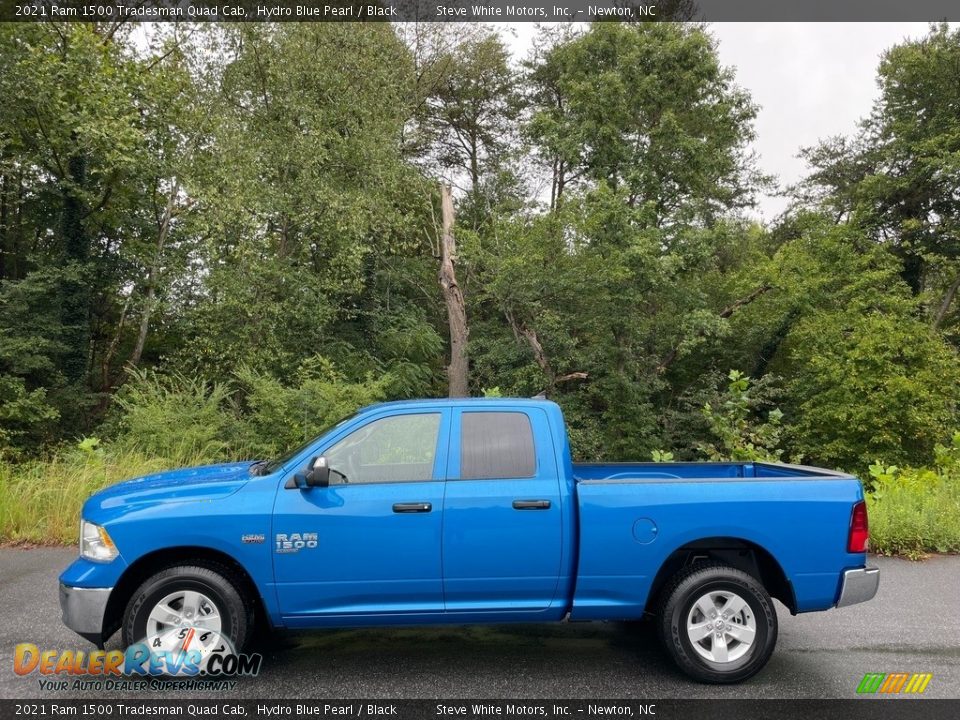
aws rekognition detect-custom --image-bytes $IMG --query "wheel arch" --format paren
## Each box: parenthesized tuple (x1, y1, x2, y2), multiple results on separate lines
(645, 536, 796, 615)
(102, 546, 270, 642)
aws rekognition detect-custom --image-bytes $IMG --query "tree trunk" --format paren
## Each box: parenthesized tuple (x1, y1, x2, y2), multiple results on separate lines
(438, 184, 469, 397)
(554, 159, 566, 209)
(934, 273, 960, 329)
(129, 286, 155, 369)
(505, 309, 587, 397)
(506, 309, 555, 389)
(129, 186, 178, 368)
(469, 137, 480, 191)
(900, 250, 925, 296)
(101, 293, 132, 390)
(61, 150, 92, 386)
(12, 167, 24, 279)
(0, 165, 8, 280)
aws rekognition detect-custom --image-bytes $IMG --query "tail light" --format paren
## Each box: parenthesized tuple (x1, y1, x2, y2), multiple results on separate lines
(848, 500, 869, 553)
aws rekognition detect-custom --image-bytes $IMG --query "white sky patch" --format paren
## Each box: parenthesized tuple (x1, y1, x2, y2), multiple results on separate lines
(501, 22, 936, 221)
(710, 23, 932, 219)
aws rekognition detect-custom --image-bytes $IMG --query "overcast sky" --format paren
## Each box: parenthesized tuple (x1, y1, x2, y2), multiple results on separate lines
(505, 22, 935, 220)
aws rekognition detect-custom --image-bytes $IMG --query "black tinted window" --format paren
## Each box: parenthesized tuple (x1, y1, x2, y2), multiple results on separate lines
(460, 412, 536, 479)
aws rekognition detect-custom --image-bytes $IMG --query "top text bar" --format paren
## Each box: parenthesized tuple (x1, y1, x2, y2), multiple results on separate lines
(1, 0, 958, 23)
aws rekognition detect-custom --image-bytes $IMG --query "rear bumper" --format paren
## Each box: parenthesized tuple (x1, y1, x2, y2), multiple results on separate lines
(59, 582, 112, 646)
(836, 566, 879, 608)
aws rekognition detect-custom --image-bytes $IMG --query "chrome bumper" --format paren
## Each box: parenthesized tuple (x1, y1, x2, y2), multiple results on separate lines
(59, 582, 112, 644)
(836, 566, 880, 608)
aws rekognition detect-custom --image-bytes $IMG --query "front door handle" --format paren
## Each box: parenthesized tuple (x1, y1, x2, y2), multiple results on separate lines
(393, 502, 432, 513)
(512, 499, 551, 510)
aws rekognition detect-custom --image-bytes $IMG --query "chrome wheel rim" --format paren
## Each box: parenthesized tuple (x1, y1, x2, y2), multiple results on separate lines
(146, 589, 223, 653)
(686, 590, 757, 663)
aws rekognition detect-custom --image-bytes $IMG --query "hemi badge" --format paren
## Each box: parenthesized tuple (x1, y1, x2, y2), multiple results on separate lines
(241, 533, 265, 544)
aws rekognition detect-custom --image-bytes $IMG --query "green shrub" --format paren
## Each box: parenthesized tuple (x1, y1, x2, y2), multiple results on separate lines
(866, 433, 960, 558)
(787, 310, 960, 474)
(698, 370, 785, 462)
(0, 360, 392, 544)
(105, 361, 393, 464)
(233, 361, 389, 459)
(0, 375, 59, 460)
(867, 472, 960, 558)
(110, 368, 237, 462)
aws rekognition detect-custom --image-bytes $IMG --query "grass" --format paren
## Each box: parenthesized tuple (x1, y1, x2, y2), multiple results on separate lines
(867, 473, 960, 559)
(0, 445, 212, 545)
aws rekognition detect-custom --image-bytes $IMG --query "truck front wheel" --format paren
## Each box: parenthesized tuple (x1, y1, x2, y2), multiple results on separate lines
(658, 562, 778, 683)
(122, 564, 252, 655)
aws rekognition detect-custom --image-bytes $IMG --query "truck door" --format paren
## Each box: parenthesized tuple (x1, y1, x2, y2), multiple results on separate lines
(442, 407, 563, 612)
(272, 409, 449, 619)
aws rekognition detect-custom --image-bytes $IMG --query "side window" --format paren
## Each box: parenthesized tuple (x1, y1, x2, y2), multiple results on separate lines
(324, 413, 440, 484)
(460, 412, 536, 480)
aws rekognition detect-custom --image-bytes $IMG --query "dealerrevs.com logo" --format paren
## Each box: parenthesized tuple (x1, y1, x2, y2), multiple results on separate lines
(13, 633, 262, 691)
(857, 673, 933, 694)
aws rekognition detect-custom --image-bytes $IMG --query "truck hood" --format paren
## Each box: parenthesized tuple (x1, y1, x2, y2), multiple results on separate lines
(85, 461, 256, 513)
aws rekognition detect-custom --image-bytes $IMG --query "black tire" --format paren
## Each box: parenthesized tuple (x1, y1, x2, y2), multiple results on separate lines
(122, 564, 252, 651)
(657, 562, 777, 684)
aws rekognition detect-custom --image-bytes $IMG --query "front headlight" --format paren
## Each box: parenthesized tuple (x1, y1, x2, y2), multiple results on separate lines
(80, 520, 118, 562)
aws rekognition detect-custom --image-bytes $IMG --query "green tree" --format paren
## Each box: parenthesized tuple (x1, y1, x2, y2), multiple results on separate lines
(418, 30, 522, 193)
(526, 22, 765, 218)
(730, 214, 960, 471)
(173, 25, 438, 389)
(798, 24, 960, 325)
(0, 23, 195, 438)
(469, 23, 767, 458)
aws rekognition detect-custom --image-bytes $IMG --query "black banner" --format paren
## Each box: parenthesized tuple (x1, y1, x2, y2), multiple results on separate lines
(2, 700, 960, 720)
(1, 0, 960, 23)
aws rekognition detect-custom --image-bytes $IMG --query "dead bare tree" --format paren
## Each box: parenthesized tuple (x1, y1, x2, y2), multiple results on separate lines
(438, 184, 469, 397)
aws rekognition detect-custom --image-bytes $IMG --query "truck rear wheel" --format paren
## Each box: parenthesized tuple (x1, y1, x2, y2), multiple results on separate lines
(122, 564, 252, 656)
(658, 562, 777, 683)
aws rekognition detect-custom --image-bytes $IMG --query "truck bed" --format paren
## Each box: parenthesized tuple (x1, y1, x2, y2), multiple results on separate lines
(573, 460, 851, 482)
(568, 461, 864, 621)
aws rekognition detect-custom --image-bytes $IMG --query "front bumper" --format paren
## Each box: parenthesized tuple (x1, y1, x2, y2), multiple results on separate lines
(836, 566, 880, 608)
(59, 582, 112, 647)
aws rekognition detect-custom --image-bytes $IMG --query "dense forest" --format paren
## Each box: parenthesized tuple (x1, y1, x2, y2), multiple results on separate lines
(1, 20, 960, 537)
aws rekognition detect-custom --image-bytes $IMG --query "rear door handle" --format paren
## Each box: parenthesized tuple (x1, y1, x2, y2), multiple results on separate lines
(512, 499, 551, 510)
(392, 502, 432, 513)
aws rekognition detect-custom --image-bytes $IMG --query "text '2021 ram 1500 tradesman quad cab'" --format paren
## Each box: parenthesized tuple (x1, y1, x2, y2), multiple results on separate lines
(60, 398, 879, 683)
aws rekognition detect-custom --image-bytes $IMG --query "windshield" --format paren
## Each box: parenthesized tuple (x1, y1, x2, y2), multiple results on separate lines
(256, 413, 357, 475)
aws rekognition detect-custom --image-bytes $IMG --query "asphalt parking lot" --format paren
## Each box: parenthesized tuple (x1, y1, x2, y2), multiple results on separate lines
(0, 549, 957, 700)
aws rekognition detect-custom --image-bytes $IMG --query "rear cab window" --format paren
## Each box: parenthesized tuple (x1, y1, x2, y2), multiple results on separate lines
(459, 411, 537, 480)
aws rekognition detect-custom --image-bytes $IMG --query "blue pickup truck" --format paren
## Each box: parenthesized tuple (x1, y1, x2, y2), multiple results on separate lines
(60, 398, 878, 683)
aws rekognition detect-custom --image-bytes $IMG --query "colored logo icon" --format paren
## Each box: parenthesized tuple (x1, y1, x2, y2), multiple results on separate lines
(857, 673, 933, 694)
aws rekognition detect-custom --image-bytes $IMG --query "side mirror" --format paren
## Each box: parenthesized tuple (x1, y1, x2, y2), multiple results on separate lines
(304, 456, 330, 488)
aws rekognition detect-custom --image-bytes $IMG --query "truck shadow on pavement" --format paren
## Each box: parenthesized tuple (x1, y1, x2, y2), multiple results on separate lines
(229, 620, 692, 696)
